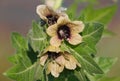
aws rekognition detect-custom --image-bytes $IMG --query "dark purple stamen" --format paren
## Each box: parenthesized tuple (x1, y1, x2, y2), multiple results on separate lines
(57, 25, 70, 40)
(46, 15, 58, 25)
(48, 52, 61, 60)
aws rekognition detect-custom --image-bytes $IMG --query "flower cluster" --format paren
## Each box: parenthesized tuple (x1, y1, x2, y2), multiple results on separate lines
(36, 4, 84, 77)
(40, 46, 80, 77)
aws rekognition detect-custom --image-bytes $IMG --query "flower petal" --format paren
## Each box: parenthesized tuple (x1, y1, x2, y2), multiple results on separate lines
(58, 12, 68, 18)
(57, 16, 70, 25)
(47, 45, 61, 53)
(47, 24, 58, 36)
(65, 59, 76, 70)
(36, 5, 55, 20)
(40, 54, 48, 66)
(55, 55, 65, 65)
(43, 45, 61, 54)
(50, 36, 62, 47)
(68, 34, 82, 45)
(68, 21, 85, 33)
(64, 54, 77, 70)
(46, 67, 51, 74)
(58, 65, 64, 73)
(77, 62, 81, 67)
(48, 62, 60, 77)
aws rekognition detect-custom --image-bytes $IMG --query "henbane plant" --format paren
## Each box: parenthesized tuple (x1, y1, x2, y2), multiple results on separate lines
(4, 0, 118, 81)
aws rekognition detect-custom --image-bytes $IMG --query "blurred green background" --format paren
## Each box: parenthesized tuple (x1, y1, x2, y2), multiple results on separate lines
(0, 0, 120, 81)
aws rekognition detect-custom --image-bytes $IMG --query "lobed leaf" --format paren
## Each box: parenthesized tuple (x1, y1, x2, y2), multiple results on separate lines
(4, 62, 42, 81)
(80, 5, 117, 28)
(83, 23, 104, 44)
(66, 44, 103, 75)
(28, 21, 47, 52)
(95, 57, 118, 74)
(11, 32, 28, 50)
(86, 57, 118, 81)
(4, 49, 44, 81)
(82, 23, 104, 55)
(74, 68, 89, 81)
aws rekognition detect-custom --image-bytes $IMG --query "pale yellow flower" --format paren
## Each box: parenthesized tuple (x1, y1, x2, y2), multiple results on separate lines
(36, 5, 68, 26)
(39, 46, 80, 77)
(45, 0, 63, 10)
(47, 17, 84, 47)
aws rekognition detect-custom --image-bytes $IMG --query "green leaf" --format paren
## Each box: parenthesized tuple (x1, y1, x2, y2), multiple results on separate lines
(80, 4, 117, 28)
(86, 57, 117, 81)
(63, 23, 104, 56)
(48, 68, 88, 81)
(83, 23, 104, 44)
(4, 37, 45, 81)
(72, 43, 96, 57)
(28, 21, 47, 52)
(4, 50, 44, 81)
(95, 57, 117, 74)
(66, 44, 103, 75)
(8, 54, 20, 64)
(67, 0, 98, 19)
(48, 69, 68, 81)
(82, 23, 104, 54)
(11, 32, 28, 50)
(62, 23, 104, 75)
(4, 50, 33, 80)
(4, 62, 41, 81)
(5, 21, 47, 81)
(74, 68, 89, 81)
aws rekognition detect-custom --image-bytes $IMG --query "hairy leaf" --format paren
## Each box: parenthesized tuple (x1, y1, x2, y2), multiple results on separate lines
(66, 45, 103, 75)
(4, 50, 44, 81)
(11, 32, 28, 50)
(28, 21, 47, 52)
(86, 57, 118, 81)
(74, 68, 89, 81)
(80, 5, 117, 28)
(80, 23, 104, 55)
(95, 57, 117, 74)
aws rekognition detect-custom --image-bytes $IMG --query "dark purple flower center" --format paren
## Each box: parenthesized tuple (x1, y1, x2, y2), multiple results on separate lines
(48, 52, 61, 60)
(57, 25, 71, 40)
(46, 15, 58, 25)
